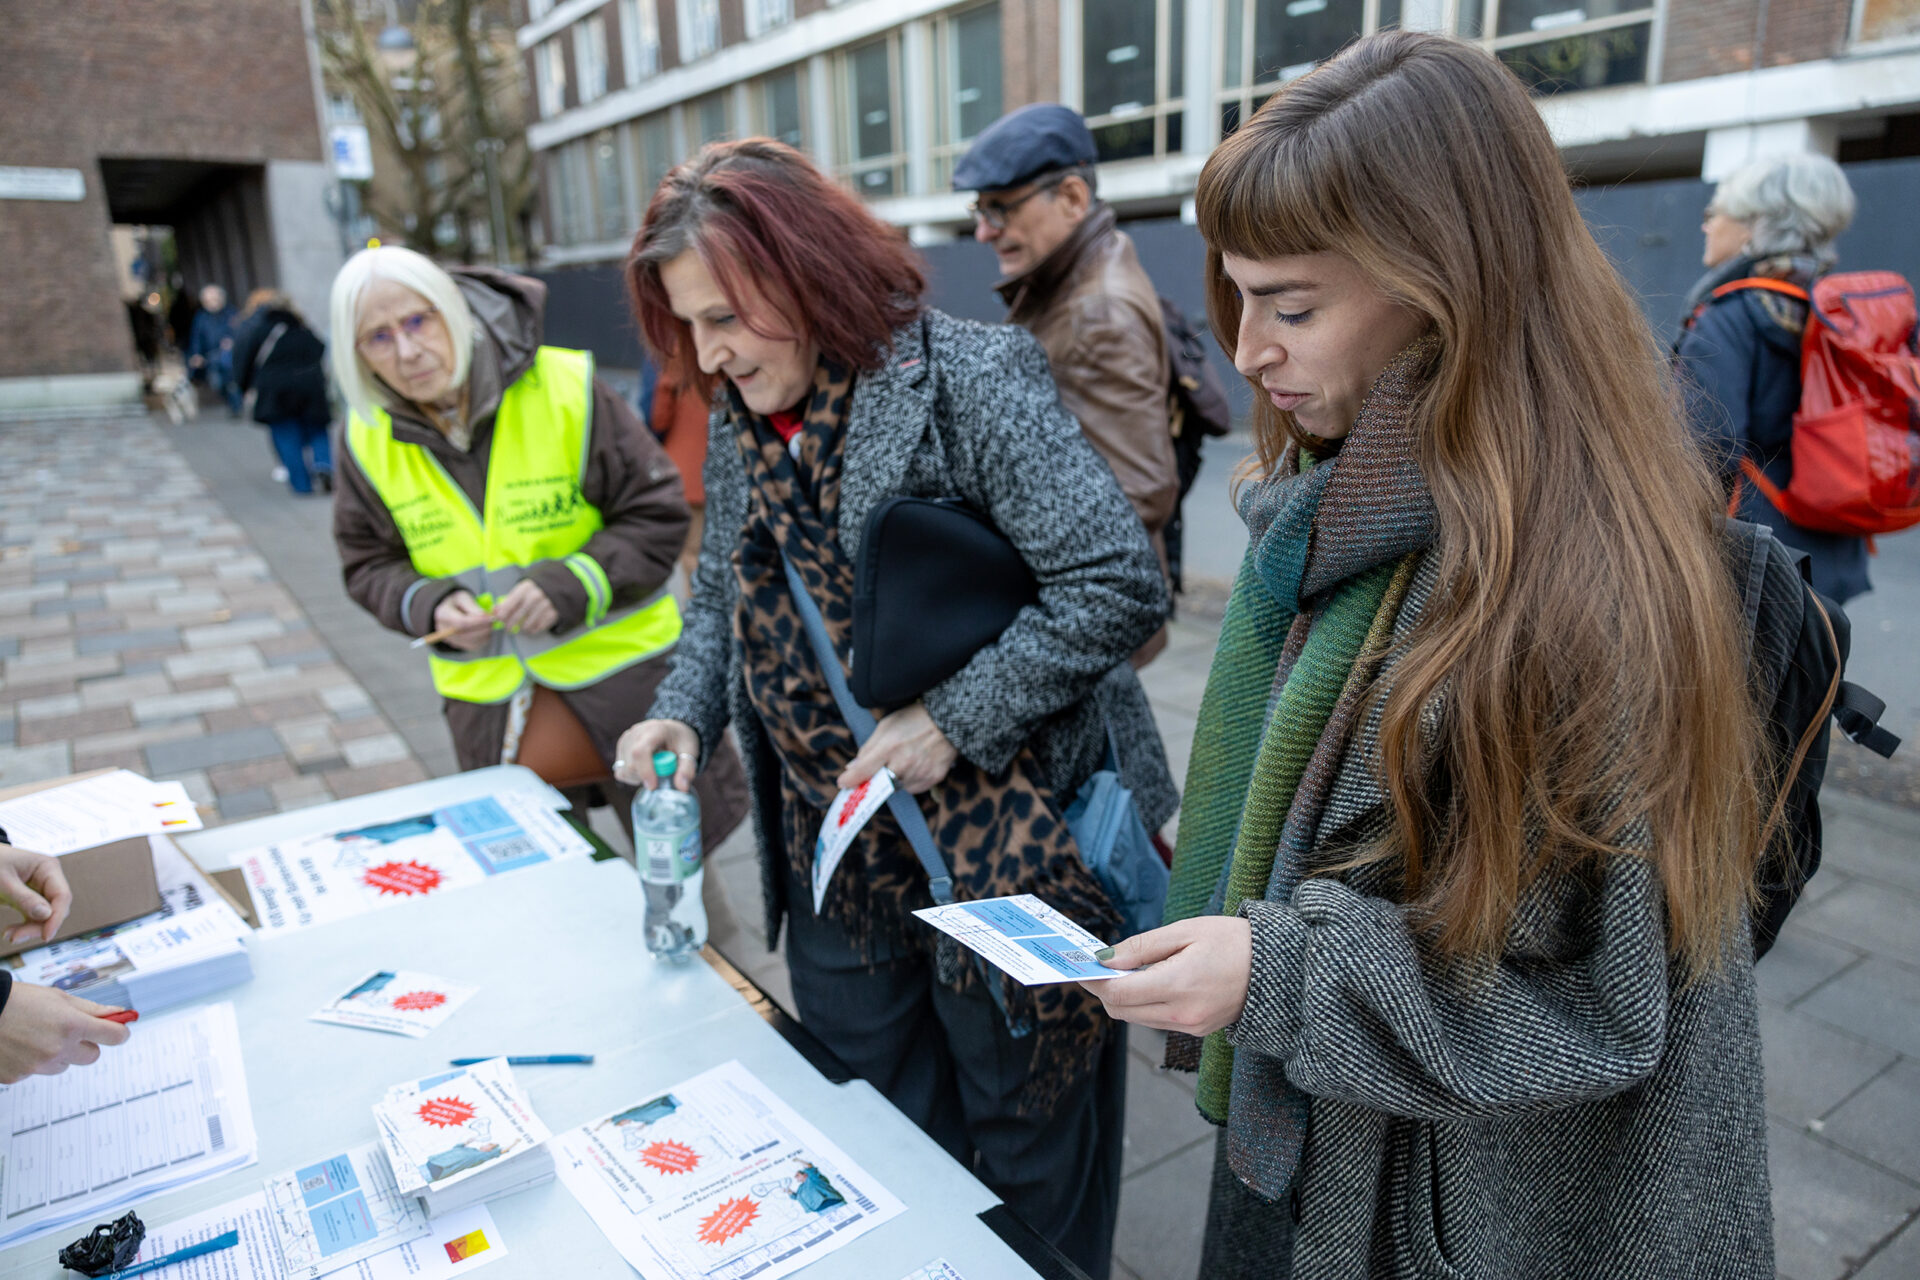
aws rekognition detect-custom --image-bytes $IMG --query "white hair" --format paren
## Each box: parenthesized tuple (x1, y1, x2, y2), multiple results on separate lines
(1713, 153, 1856, 268)
(327, 245, 477, 422)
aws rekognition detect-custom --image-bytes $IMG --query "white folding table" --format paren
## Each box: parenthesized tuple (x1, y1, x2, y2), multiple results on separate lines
(0, 767, 1076, 1280)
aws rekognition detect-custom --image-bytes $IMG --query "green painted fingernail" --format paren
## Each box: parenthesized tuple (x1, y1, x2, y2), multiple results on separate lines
(1093, 946, 1115, 961)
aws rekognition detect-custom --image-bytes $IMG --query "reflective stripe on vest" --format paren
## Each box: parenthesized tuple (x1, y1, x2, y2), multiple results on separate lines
(346, 346, 681, 703)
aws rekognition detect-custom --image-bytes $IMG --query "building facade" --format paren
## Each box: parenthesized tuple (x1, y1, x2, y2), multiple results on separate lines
(0, 0, 347, 411)
(520, 0, 1920, 263)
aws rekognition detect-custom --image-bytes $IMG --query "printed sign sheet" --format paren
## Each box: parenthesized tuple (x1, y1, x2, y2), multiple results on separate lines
(139, 1190, 504, 1280)
(913, 893, 1119, 984)
(264, 1143, 433, 1278)
(311, 970, 479, 1038)
(554, 1059, 905, 1280)
(239, 791, 589, 935)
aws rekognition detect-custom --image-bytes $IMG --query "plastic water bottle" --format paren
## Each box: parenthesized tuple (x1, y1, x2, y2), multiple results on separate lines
(632, 749, 707, 962)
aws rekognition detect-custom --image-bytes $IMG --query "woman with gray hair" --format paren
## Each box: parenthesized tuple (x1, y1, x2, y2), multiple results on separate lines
(327, 245, 747, 846)
(1677, 152, 1867, 600)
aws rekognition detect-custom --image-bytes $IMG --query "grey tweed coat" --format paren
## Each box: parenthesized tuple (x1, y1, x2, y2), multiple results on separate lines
(648, 309, 1178, 948)
(1214, 552, 1773, 1280)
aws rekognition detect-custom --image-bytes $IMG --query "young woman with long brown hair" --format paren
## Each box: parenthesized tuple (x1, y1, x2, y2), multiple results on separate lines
(1085, 30, 1776, 1279)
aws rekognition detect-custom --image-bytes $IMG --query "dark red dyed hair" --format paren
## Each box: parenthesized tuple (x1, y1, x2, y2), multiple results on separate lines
(627, 138, 926, 393)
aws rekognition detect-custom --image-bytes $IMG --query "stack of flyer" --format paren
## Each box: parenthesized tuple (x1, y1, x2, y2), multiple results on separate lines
(8, 835, 252, 1014)
(374, 1058, 553, 1217)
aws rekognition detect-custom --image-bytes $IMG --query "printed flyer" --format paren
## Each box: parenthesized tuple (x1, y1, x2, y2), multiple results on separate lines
(263, 1143, 432, 1278)
(373, 1058, 550, 1197)
(240, 791, 590, 935)
(553, 1059, 904, 1280)
(311, 970, 479, 1038)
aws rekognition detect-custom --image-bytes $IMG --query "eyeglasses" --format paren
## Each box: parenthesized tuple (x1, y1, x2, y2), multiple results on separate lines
(968, 173, 1070, 231)
(357, 306, 440, 356)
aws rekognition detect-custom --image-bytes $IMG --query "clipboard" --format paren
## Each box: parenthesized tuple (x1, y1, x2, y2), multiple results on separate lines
(0, 836, 163, 959)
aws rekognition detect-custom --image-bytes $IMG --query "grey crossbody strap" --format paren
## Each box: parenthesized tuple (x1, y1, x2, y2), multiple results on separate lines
(780, 553, 955, 907)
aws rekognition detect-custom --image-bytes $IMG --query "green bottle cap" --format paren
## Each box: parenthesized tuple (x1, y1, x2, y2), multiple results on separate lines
(651, 749, 678, 780)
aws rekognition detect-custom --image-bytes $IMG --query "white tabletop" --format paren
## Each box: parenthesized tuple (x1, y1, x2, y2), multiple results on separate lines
(0, 769, 1048, 1279)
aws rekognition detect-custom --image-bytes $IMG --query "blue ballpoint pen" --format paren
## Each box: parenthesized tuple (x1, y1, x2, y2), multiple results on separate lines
(111, 1229, 241, 1278)
(449, 1054, 594, 1066)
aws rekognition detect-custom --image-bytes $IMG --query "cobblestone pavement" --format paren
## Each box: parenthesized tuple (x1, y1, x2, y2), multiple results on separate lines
(4, 410, 1918, 1279)
(0, 414, 429, 813)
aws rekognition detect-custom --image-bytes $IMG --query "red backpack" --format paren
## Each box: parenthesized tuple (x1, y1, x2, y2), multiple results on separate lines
(1704, 271, 1920, 537)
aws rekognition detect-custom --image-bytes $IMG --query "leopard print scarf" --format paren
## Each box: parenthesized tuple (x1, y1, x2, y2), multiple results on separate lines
(730, 359, 1119, 1114)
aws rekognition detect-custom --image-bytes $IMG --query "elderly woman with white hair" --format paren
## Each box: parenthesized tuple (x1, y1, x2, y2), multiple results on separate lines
(328, 246, 748, 846)
(1677, 151, 1867, 601)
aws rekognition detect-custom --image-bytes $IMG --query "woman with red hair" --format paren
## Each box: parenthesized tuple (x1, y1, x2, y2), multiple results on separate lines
(614, 140, 1174, 1279)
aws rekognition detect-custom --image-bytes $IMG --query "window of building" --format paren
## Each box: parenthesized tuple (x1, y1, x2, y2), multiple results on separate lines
(745, 0, 794, 39)
(755, 66, 808, 151)
(932, 3, 1003, 186)
(574, 14, 610, 104)
(1082, 0, 1185, 163)
(548, 139, 594, 245)
(835, 34, 907, 196)
(592, 128, 629, 240)
(1219, 0, 1650, 132)
(535, 38, 568, 118)
(632, 113, 676, 202)
(1854, 0, 1920, 46)
(677, 0, 722, 63)
(682, 90, 733, 158)
(619, 0, 662, 82)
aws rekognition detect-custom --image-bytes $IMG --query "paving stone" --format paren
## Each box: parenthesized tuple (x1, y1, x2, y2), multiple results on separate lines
(3, 653, 120, 684)
(318, 684, 374, 714)
(101, 576, 184, 608)
(0, 638, 15, 661)
(73, 674, 170, 710)
(215, 786, 276, 820)
(324, 759, 429, 798)
(340, 733, 411, 768)
(30, 595, 105, 616)
(1795, 882, 1920, 970)
(1121, 1055, 1216, 1177)
(145, 727, 285, 776)
(0, 583, 65, 613)
(276, 719, 338, 759)
(101, 539, 163, 563)
(1769, 1119, 1920, 1280)
(33, 564, 117, 585)
(1798, 959, 1920, 1059)
(1760, 925, 1869, 1007)
(330, 715, 398, 741)
(208, 758, 298, 793)
(131, 687, 241, 723)
(0, 719, 12, 747)
(19, 637, 75, 661)
(1818, 1059, 1920, 1182)
(13, 693, 84, 720)
(270, 775, 335, 810)
(0, 743, 72, 788)
(155, 590, 228, 615)
(1112, 1130, 1214, 1280)
(1760, 1003, 1900, 1127)
(71, 747, 147, 774)
(16, 706, 134, 746)
(0, 678, 79, 710)
(265, 648, 335, 668)
(1821, 797, 1920, 896)
(170, 673, 231, 693)
(182, 617, 286, 649)
(68, 722, 205, 755)
(76, 627, 181, 656)
(163, 645, 265, 679)
(1854, 1214, 1920, 1280)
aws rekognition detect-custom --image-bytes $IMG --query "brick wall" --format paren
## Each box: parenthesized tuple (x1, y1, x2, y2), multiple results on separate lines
(1001, 0, 1061, 107)
(0, 0, 326, 380)
(1662, 0, 1854, 82)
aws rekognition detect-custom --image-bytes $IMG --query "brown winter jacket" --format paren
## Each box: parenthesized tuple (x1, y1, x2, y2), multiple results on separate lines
(331, 267, 747, 847)
(996, 204, 1177, 537)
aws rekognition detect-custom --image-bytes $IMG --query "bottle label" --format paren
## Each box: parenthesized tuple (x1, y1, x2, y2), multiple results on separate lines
(642, 828, 702, 884)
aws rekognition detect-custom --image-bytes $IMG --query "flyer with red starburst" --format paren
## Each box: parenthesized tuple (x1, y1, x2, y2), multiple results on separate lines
(374, 1058, 552, 1198)
(552, 1060, 904, 1280)
(310, 968, 480, 1038)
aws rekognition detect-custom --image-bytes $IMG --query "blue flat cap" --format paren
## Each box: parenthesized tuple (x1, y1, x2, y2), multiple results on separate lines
(952, 103, 1097, 192)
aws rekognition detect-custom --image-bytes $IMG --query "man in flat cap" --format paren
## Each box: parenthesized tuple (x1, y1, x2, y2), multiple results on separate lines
(956, 103, 1175, 664)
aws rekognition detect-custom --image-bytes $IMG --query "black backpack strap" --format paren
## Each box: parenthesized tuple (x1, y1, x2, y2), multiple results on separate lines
(1835, 681, 1901, 758)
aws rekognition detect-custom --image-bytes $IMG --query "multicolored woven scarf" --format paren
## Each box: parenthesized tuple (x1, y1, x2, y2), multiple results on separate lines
(729, 360, 1121, 1115)
(1162, 336, 1441, 1198)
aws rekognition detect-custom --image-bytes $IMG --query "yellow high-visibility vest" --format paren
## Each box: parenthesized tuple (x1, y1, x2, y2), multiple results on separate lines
(346, 346, 681, 704)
